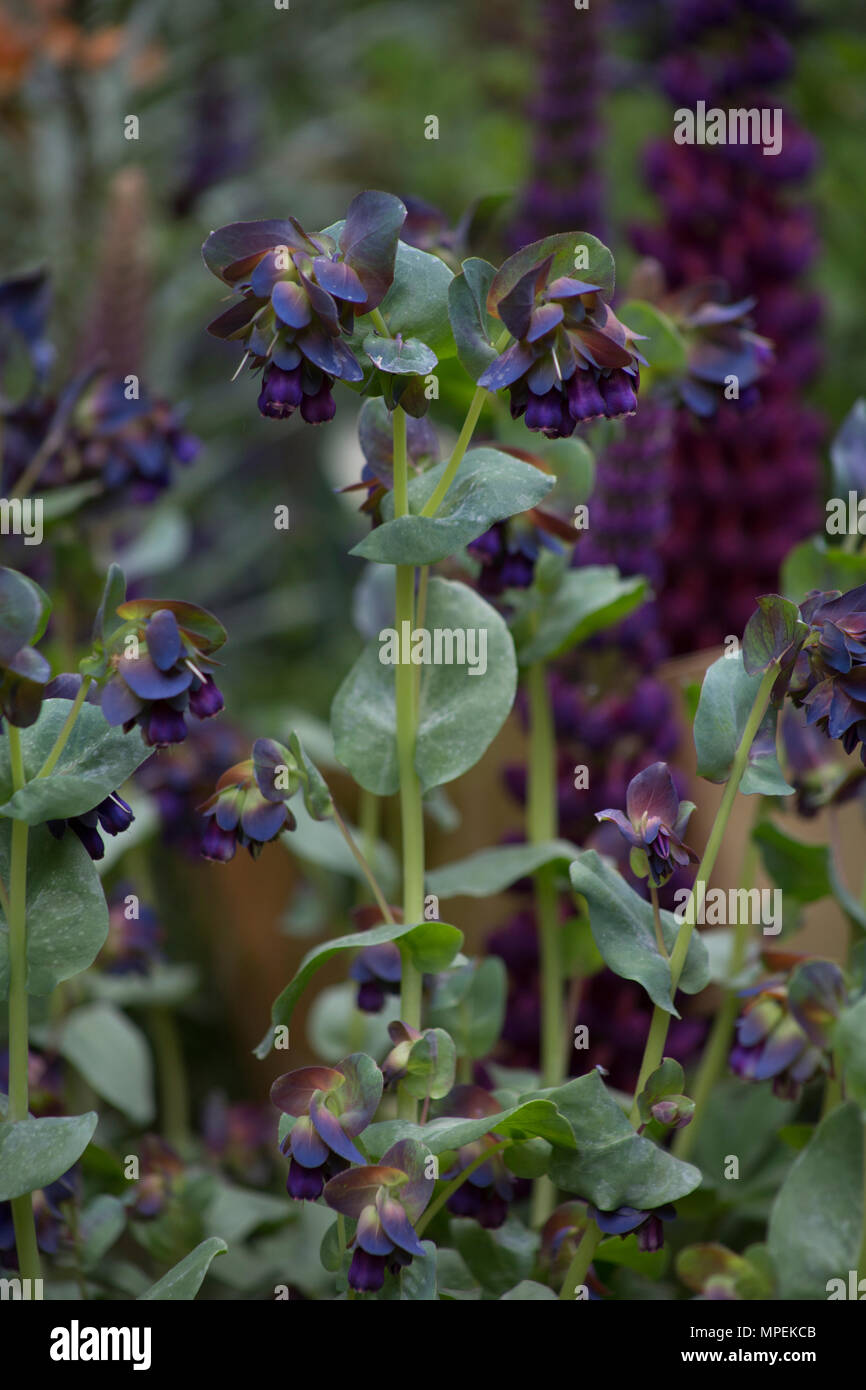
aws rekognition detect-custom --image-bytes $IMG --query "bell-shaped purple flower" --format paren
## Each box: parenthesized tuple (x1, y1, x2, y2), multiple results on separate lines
(272, 1055, 383, 1204)
(323, 1138, 434, 1292)
(101, 600, 226, 749)
(595, 761, 697, 886)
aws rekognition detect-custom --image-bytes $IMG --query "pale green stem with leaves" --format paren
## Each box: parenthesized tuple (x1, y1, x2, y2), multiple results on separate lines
(392, 406, 425, 1119)
(418, 329, 511, 520)
(35, 676, 92, 779)
(6, 725, 41, 1282)
(674, 824, 760, 1160)
(527, 660, 562, 1227)
(560, 662, 780, 1296)
(628, 663, 779, 1122)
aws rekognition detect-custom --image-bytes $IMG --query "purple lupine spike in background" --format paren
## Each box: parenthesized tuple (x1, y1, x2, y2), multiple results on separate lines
(632, 0, 823, 654)
(509, 0, 608, 248)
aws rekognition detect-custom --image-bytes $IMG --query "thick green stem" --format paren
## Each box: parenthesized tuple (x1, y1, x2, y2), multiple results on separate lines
(36, 677, 92, 779)
(6, 726, 41, 1281)
(628, 664, 779, 1124)
(392, 407, 425, 1119)
(673, 828, 760, 1160)
(527, 661, 562, 1226)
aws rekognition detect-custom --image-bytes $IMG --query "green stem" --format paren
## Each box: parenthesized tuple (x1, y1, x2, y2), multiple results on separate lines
(416, 1140, 510, 1236)
(148, 1007, 191, 1153)
(649, 881, 668, 959)
(558, 1222, 602, 1300)
(527, 662, 560, 1088)
(673, 826, 760, 1160)
(392, 407, 425, 1119)
(36, 677, 92, 779)
(332, 804, 394, 924)
(527, 661, 561, 1227)
(418, 329, 511, 520)
(7, 726, 41, 1282)
(628, 662, 779, 1128)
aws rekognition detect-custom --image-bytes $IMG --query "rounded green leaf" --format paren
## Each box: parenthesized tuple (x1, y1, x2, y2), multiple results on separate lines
(255, 918, 463, 1058)
(331, 578, 517, 794)
(0, 824, 109, 998)
(448, 258, 498, 380)
(426, 840, 576, 899)
(513, 567, 648, 666)
(616, 300, 687, 375)
(0, 699, 151, 824)
(767, 1103, 863, 1300)
(58, 1002, 155, 1125)
(544, 1071, 702, 1210)
(362, 333, 438, 376)
(375, 241, 455, 358)
(570, 850, 709, 1015)
(694, 653, 792, 796)
(351, 447, 554, 567)
(488, 232, 615, 316)
(0, 1111, 98, 1200)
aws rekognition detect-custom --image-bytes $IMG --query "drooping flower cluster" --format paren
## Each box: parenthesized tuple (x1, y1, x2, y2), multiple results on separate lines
(730, 957, 846, 1100)
(272, 1055, 382, 1203)
(779, 703, 866, 818)
(203, 192, 406, 425)
(1, 374, 199, 503)
(787, 584, 866, 765)
(323, 1138, 434, 1294)
(101, 600, 225, 748)
(596, 762, 698, 887)
(479, 249, 643, 438)
(199, 737, 304, 862)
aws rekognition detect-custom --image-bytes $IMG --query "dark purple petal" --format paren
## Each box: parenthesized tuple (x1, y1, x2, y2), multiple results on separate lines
(145, 610, 183, 672)
(117, 655, 192, 702)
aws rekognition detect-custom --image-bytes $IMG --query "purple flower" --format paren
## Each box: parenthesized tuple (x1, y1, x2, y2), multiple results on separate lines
(595, 761, 697, 886)
(101, 600, 226, 748)
(787, 584, 866, 764)
(590, 1201, 677, 1253)
(203, 192, 406, 427)
(323, 1138, 434, 1292)
(199, 737, 302, 861)
(478, 252, 644, 439)
(48, 792, 134, 862)
(730, 957, 845, 1100)
(272, 1055, 383, 1204)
